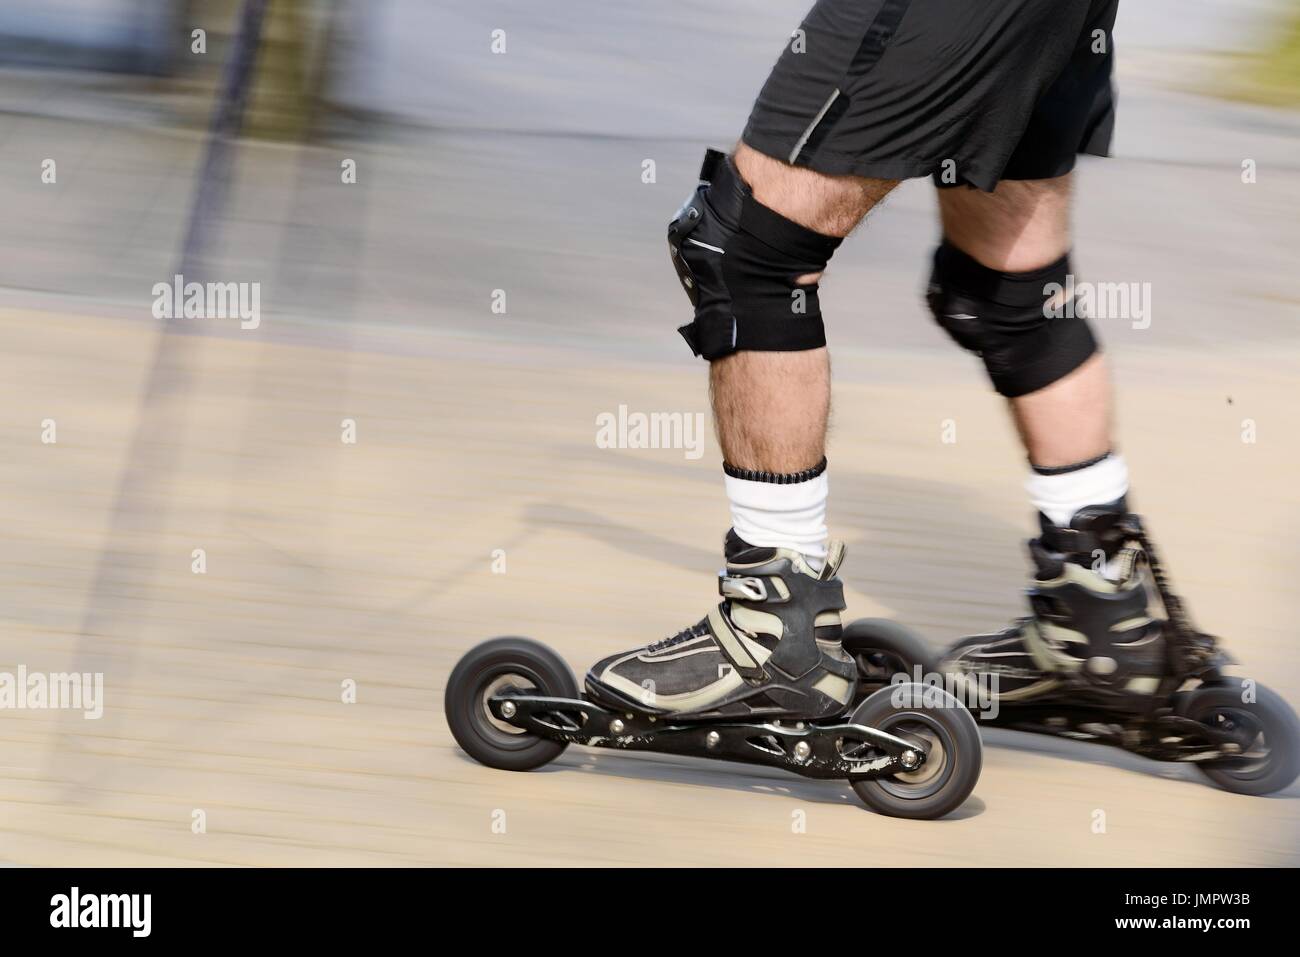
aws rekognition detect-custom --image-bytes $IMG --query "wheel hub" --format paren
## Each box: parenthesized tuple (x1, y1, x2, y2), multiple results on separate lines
(480, 674, 534, 735)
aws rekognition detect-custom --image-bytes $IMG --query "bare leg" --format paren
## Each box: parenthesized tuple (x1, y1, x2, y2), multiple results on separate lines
(716, 143, 897, 473)
(937, 175, 1111, 468)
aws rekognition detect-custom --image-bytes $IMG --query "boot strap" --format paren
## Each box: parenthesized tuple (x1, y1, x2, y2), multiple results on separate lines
(705, 605, 768, 681)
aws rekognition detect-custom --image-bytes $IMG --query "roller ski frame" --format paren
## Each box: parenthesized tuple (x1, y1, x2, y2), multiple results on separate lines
(446, 636, 983, 819)
(844, 517, 1300, 795)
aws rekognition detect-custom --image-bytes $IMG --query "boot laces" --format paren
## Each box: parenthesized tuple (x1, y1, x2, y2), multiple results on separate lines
(647, 620, 710, 653)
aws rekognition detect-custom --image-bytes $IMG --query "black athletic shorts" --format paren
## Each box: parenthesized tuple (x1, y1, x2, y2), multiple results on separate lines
(741, 0, 1118, 191)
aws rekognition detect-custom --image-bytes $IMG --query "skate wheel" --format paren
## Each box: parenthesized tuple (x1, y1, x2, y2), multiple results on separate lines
(445, 637, 579, 772)
(842, 619, 939, 699)
(848, 684, 982, 820)
(1177, 680, 1300, 796)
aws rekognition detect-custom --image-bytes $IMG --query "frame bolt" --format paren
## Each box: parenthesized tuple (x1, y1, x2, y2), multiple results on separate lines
(706, 731, 721, 749)
(610, 719, 625, 734)
(793, 741, 812, 763)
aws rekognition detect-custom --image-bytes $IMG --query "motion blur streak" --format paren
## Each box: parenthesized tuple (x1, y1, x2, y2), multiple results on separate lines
(0, 1, 1296, 865)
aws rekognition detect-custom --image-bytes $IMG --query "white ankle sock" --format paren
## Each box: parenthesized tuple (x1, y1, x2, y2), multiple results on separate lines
(725, 471, 829, 566)
(1026, 452, 1129, 527)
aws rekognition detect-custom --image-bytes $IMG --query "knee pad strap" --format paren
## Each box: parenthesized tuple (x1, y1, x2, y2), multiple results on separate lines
(927, 241, 1098, 397)
(669, 150, 842, 360)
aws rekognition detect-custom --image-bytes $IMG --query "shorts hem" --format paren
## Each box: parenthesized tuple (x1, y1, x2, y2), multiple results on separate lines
(743, 132, 1110, 191)
(742, 131, 1001, 191)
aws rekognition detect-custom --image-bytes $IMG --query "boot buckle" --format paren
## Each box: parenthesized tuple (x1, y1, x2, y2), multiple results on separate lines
(719, 575, 768, 602)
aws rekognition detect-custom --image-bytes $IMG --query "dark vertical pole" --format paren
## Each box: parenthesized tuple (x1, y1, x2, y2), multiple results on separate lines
(52, 0, 271, 792)
(180, 0, 269, 278)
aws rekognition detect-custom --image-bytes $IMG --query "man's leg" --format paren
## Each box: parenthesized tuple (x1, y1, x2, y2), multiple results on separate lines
(710, 143, 895, 560)
(934, 175, 1127, 525)
(585, 144, 894, 721)
(937, 175, 1110, 469)
(715, 143, 896, 477)
(931, 176, 1164, 703)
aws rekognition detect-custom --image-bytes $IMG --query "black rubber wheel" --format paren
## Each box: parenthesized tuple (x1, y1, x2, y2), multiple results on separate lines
(849, 684, 982, 819)
(444, 636, 579, 772)
(1176, 680, 1300, 796)
(842, 618, 940, 699)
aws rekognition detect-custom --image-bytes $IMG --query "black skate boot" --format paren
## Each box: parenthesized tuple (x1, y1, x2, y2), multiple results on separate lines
(840, 501, 1300, 794)
(942, 500, 1172, 711)
(585, 530, 858, 720)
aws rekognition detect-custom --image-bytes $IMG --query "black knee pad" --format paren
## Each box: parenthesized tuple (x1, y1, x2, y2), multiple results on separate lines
(927, 241, 1098, 397)
(668, 149, 842, 360)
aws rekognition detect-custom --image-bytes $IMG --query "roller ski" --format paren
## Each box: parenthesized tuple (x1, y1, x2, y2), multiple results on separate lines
(844, 503, 1300, 795)
(445, 532, 982, 819)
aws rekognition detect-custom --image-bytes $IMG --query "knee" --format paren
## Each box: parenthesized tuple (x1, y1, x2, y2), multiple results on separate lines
(668, 148, 844, 361)
(926, 240, 1098, 397)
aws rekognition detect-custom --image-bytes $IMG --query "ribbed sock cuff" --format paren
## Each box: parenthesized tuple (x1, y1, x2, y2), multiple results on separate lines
(722, 456, 827, 484)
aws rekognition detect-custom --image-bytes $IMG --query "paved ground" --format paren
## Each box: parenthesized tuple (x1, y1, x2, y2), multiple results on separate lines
(0, 1, 1297, 865)
(0, 304, 1296, 866)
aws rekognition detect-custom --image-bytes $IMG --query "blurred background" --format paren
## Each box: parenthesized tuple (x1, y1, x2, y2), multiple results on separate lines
(0, 0, 1297, 866)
